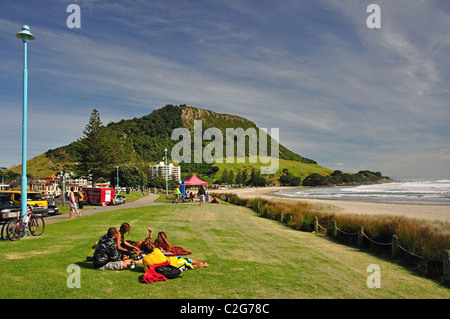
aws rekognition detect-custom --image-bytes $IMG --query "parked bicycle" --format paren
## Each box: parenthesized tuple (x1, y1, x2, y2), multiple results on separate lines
(5, 205, 45, 241)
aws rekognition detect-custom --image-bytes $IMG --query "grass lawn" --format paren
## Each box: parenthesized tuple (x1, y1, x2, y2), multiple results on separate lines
(119, 191, 147, 203)
(0, 201, 448, 299)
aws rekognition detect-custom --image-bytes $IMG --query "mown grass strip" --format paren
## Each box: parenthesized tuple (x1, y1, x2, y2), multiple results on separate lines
(0, 202, 448, 299)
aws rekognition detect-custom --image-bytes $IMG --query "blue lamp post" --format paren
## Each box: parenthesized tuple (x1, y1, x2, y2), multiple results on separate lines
(164, 148, 168, 198)
(116, 166, 119, 189)
(16, 25, 35, 223)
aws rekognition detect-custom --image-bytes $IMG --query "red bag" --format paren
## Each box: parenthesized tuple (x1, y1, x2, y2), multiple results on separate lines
(141, 261, 170, 284)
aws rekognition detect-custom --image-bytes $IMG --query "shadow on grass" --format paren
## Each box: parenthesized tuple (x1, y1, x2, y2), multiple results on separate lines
(75, 260, 146, 275)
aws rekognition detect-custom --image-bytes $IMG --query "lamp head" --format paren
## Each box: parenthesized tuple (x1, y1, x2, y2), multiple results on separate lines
(16, 25, 35, 43)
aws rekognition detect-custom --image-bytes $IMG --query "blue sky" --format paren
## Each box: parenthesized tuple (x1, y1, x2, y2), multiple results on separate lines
(1, 0, 449, 179)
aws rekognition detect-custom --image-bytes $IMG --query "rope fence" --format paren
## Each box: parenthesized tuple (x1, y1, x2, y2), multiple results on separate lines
(313, 217, 445, 263)
(217, 194, 450, 285)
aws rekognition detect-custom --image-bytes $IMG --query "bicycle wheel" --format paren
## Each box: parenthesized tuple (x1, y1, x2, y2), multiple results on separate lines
(29, 215, 45, 236)
(1, 222, 8, 240)
(7, 219, 23, 241)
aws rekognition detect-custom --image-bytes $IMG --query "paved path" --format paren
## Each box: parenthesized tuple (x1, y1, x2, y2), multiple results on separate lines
(45, 193, 168, 224)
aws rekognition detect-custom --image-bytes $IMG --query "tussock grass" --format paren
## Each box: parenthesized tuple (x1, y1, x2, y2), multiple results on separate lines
(219, 193, 450, 286)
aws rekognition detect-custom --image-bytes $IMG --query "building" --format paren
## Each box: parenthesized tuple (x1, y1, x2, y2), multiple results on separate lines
(33, 177, 60, 195)
(150, 162, 181, 183)
(33, 174, 91, 195)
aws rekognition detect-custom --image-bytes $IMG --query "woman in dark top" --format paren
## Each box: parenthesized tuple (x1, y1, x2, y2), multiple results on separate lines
(116, 223, 140, 259)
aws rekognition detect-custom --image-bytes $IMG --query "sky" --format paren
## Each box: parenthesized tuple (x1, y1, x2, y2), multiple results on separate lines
(1, 0, 449, 180)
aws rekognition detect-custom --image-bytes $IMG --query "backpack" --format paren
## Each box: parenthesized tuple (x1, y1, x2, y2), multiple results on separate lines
(154, 264, 182, 279)
(66, 191, 71, 201)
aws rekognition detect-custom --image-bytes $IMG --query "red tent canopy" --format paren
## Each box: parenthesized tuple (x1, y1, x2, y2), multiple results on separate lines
(183, 175, 208, 186)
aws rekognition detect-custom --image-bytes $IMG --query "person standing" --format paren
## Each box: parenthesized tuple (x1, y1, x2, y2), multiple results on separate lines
(77, 186, 84, 217)
(175, 186, 181, 203)
(68, 187, 78, 219)
(197, 185, 206, 207)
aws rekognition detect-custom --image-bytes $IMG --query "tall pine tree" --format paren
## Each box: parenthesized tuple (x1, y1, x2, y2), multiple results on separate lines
(75, 109, 124, 186)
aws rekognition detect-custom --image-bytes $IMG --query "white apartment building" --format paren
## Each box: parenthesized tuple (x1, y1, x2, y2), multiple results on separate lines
(150, 162, 181, 183)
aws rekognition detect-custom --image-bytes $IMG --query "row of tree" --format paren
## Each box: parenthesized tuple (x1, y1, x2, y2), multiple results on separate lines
(277, 169, 390, 187)
(212, 168, 267, 187)
(302, 170, 389, 187)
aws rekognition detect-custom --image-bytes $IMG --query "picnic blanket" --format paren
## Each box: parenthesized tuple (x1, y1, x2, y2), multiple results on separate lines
(163, 245, 191, 256)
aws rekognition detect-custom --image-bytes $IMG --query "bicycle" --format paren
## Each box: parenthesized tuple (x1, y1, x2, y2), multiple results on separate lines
(6, 205, 45, 241)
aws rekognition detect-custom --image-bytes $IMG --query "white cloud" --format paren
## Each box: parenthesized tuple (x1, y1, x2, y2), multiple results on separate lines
(1, 0, 449, 179)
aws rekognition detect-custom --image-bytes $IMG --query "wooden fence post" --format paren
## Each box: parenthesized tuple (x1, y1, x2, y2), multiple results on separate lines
(444, 250, 450, 282)
(391, 235, 398, 258)
(332, 221, 337, 238)
(358, 226, 364, 247)
(314, 217, 318, 235)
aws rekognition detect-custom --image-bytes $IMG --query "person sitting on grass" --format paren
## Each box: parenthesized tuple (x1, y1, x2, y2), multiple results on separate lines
(153, 230, 191, 256)
(132, 228, 191, 259)
(210, 196, 220, 204)
(154, 231, 171, 252)
(92, 222, 141, 259)
(93, 227, 134, 270)
(116, 223, 141, 259)
(141, 241, 208, 272)
(130, 227, 154, 257)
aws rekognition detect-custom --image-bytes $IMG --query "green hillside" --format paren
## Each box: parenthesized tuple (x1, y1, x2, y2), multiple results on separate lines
(9, 104, 329, 182)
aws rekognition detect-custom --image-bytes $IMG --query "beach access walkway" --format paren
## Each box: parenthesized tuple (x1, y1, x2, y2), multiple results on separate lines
(45, 193, 168, 224)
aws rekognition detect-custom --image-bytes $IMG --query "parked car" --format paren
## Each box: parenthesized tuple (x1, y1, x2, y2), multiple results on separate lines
(109, 195, 126, 206)
(0, 193, 20, 221)
(47, 205, 60, 215)
(0, 191, 48, 217)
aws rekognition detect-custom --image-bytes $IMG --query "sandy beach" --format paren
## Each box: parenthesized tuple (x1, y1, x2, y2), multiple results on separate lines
(213, 186, 450, 223)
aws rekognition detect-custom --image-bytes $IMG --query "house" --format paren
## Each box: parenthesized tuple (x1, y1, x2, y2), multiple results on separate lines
(33, 177, 60, 195)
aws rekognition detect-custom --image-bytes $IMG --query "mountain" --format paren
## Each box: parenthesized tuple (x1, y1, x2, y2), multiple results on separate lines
(9, 105, 332, 183)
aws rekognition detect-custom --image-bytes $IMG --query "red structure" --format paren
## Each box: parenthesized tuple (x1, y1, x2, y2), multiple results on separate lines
(83, 187, 115, 206)
(183, 175, 208, 186)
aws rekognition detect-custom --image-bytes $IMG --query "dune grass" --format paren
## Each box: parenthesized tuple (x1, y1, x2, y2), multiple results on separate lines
(0, 201, 448, 299)
(218, 193, 450, 285)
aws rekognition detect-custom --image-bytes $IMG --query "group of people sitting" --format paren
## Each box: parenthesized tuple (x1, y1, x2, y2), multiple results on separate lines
(90, 223, 209, 273)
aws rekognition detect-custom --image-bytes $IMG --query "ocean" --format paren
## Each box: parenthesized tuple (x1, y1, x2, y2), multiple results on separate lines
(274, 179, 450, 205)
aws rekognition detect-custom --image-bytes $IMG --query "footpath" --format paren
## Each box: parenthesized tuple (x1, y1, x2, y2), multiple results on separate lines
(45, 193, 168, 224)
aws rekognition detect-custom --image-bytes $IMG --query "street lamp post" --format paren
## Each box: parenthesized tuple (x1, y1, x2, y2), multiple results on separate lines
(16, 25, 35, 223)
(0, 167, 7, 191)
(116, 166, 119, 190)
(164, 148, 168, 198)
